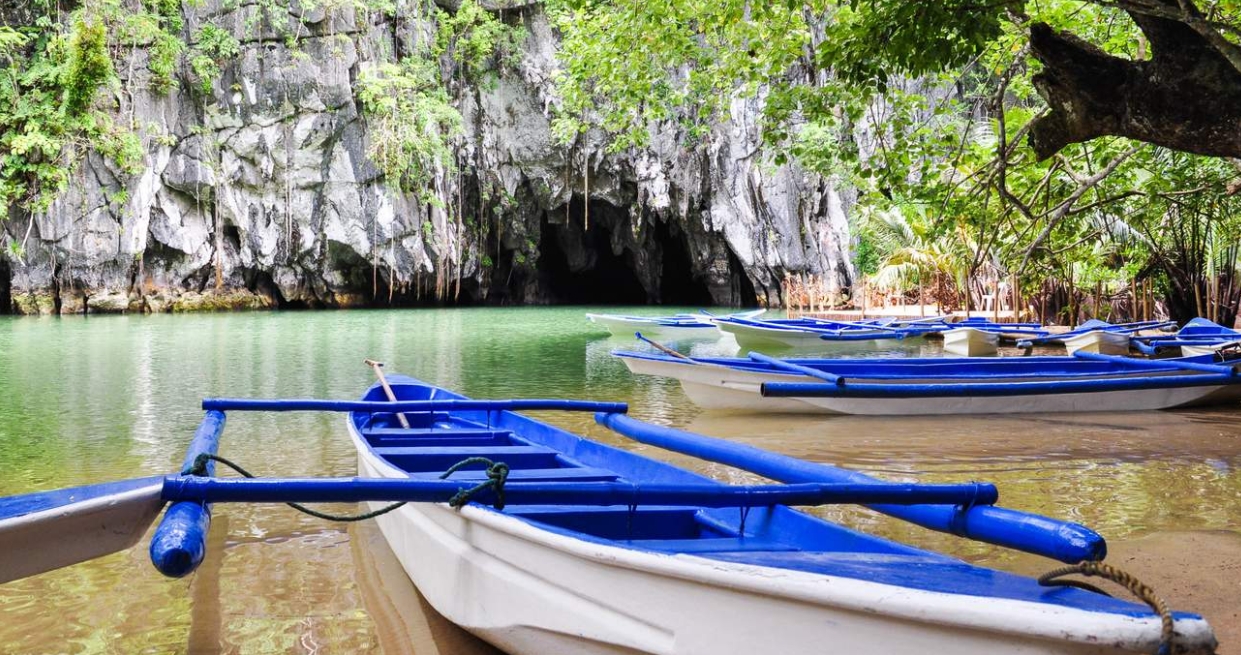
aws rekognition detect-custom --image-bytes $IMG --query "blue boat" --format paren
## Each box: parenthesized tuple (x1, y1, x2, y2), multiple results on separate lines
(1133, 318, 1241, 356)
(0, 377, 1217, 653)
(617, 349, 1241, 415)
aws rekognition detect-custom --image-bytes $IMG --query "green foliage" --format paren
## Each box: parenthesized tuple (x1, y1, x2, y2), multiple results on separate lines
(189, 25, 240, 95)
(434, 0, 526, 83)
(64, 18, 114, 114)
(0, 2, 150, 220)
(148, 31, 185, 94)
(357, 58, 462, 201)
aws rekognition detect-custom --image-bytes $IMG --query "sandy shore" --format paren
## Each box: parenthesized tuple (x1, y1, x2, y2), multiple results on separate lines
(1008, 530, 1241, 654)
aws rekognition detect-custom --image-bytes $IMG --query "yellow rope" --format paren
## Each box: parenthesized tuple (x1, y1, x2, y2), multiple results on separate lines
(1039, 561, 1174, 655)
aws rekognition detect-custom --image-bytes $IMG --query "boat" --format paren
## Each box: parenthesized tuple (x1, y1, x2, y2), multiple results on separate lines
(587, 309, 763, 340)
(1018, 320, 1175, 354)
(941, 326, 1000, 356)
(1180, 339, 1241, 356)
(710, 316, 925, 350)
(1062, 330, 1133, 356)
(615, 349, 1241, 415)
(1132, 318, 1241, 356)
(0, 378, 1218, 654)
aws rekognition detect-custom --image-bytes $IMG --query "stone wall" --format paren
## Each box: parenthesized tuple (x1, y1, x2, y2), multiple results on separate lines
(0, 1, 855, 314)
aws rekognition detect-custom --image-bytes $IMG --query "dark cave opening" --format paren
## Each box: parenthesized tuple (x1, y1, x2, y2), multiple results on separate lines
(653, 220, 714, 306)
(538, 201, 648, 304)
(727, 247, 759, 307)
(0, 256, 10, 314)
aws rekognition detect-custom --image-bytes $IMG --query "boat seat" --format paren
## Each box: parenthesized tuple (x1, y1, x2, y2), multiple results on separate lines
(626, 538, 801, 554)
(365, 429, 516, 447)
(408, 467, 621, 482)
(364, 427, 514, 439)
(505, 506, 704, 540)
(375, 445, 563, 472)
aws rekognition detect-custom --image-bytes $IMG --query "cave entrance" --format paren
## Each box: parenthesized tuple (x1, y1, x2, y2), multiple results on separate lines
(653, 220, 713, 306)
(538, 201, 648, 304)
(0, 256, 10, 314)
(727, 247, 759, 307)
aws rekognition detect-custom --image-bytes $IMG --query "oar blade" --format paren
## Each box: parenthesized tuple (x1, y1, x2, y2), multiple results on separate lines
(0, 476, 165, 584)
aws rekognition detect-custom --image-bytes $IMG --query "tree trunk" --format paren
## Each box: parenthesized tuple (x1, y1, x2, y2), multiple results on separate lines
(1027, 12, 1241, 159)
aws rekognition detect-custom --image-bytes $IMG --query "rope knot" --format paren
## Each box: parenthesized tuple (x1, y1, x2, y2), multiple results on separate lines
(440, 457, 510, 510)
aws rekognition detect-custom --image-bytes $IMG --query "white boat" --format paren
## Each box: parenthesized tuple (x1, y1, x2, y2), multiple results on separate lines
(1063, 330, 1132, 356)
(344, 378, 1215, 654)
(1180, 339, 1241, 357)
(616, 351, 1241, 415)
(587, 310, 764, 341)
(712, 318, 912, 351)
(586, 313, 719, 341)
(0, 381, 1218, 655)
(941, 327, 999, 357)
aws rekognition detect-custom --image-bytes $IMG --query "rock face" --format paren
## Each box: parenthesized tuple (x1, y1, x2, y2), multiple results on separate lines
(0, 2, 854, 313)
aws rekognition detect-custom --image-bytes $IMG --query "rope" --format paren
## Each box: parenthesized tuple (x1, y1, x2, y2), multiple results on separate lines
(439, 456, 510, 510)
(1039, 561, 1174, 655)
(184, 453, 406, 522)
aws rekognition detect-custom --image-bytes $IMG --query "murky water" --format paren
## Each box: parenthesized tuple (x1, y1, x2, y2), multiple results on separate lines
(1, 308, 1239, 654)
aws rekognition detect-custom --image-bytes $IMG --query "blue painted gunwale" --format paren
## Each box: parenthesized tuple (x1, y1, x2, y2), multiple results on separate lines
(615, 349, 1232, 380)
(347, 375, 1195, 620)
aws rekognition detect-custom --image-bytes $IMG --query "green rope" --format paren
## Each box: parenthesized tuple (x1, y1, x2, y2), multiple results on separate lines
(185, 453, 406, 522)
(439, 456, 510, 510)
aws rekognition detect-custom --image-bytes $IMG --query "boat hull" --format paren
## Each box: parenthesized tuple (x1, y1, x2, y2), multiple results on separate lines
(1065, 330, 1132, 356)
(714, 320, 906, 351)
(942, 328, 999, 357)
(349, 422, 1212, 654)
(587, 314, 719, 341)
(618, 353, 1241, 415)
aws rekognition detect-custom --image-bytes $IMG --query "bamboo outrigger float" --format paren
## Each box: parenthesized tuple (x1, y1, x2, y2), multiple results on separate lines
(0, 375, 1219, 654)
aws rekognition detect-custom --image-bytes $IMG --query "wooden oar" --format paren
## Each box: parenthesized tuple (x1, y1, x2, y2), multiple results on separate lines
(635, 332, 693, 360)
(0, 476, 166, 585)
(365, 359, 409, 428)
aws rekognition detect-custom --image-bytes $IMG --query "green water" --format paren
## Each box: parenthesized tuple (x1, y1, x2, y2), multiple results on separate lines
(1, 308, 1240, 654)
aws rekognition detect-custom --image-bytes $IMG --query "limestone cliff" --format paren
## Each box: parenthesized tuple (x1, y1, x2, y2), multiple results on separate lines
(0, 1, 855, 313)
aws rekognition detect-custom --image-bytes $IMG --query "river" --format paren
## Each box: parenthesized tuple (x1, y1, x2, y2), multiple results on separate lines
(0, 308, 1238, 653)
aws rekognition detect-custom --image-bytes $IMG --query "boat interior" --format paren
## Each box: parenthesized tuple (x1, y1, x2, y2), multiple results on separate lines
(347, 376, 1187, 619)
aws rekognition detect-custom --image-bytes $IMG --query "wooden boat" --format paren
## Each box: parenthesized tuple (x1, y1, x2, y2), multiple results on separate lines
(587, 310, 762, 340)
(0, 379, 1219, 654)
(941, 326, 1000, 356)
(616, 349, 1241, 415)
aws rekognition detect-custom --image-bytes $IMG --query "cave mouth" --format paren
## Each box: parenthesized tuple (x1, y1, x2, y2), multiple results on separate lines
(0, 256, 10, 314)
(538, 201, 648, 304)
(654, 220, 714, 306)
(728, 247, 759, 307)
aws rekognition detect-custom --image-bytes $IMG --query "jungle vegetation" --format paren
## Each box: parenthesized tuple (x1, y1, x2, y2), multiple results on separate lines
(546, 0, 1241, 323)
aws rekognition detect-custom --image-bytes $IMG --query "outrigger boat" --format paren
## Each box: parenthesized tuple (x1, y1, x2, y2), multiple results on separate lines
(616, 349, 1241, 415)
(1132, 318, 1241, 357)
(587, 309, 764, 340)
(0, 376, 1217, 654)
(1013, 320, 1176, 356)
(710, 316, 937, 350)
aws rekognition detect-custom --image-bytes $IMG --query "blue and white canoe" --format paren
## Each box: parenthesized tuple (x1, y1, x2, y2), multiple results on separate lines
(587, 309, 763, 341)
(0, 380, 1219, 654)
(616, 350, 1241, 415)
(710, 316, 928, 350)
(1133, 318, 1241, 356)
(1016, 320, 1176, 356)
